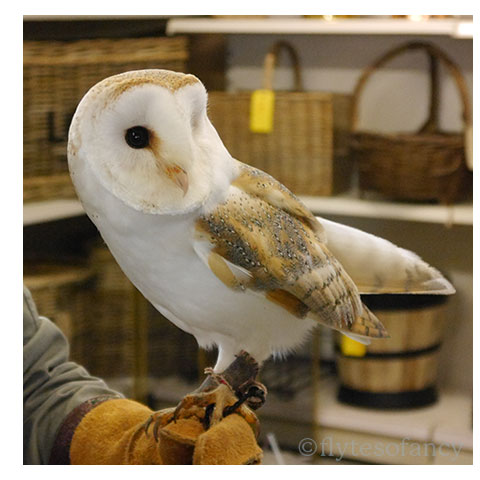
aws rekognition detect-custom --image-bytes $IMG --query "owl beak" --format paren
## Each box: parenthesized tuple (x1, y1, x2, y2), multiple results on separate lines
(166, 165, 189, 197)
(150, 137, 189, 196)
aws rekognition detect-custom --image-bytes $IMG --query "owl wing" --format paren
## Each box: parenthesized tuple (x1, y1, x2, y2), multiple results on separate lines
(231, 163, 455, 297)
(194, 163, 388, 340)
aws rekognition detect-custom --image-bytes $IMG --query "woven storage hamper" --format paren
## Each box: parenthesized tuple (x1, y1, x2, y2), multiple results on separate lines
(207, 41, 352, 196)
(23, 262, 94, 367)
(88, 244, 147, 384)
(336, 294, 447, 409)
(23, 36, 188, 202)
(147, 307, 200, 383)
(89, 244, 199, 389)
(350, 41, 472, 204)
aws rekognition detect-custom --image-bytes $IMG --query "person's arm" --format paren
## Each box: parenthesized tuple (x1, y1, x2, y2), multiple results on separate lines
(23, 286, 123, 464)
(23, 286, 262, 464)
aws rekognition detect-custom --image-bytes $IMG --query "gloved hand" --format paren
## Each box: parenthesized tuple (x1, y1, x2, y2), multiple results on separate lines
(69, 398, 262, 465)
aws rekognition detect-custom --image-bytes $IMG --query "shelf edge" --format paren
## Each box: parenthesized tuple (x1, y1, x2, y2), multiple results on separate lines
(23, 196, 472, 226)
(166, 18, 473, 39)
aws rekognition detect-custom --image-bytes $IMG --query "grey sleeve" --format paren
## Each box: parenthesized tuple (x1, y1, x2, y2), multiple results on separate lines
(23, 286, 123, 465)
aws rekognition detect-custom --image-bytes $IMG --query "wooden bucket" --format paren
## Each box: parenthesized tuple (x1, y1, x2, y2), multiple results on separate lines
(336, 294, 447, 409)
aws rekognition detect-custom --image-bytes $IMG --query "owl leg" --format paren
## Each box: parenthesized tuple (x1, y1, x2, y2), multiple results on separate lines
(144, 384, 235, 441)
(199, 352, 267, 426)
(145, 351, 264, 438)
(218, 350, 267, 412)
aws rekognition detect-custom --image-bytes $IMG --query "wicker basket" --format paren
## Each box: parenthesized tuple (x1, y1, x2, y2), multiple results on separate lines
(350, 41, 472, 204)
(207, 41, 352, 196)
(89, 243, 199, 386)
(23, 262, 94, 366)
(147, 308, 200, 383)
(336, 294, 447, 409)
(24, 36, 189, 203)
(87, 244, 141, 380)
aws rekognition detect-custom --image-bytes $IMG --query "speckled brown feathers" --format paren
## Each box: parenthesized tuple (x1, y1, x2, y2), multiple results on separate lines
(231, 164, 325, 239)
(196, 164, 388, 339)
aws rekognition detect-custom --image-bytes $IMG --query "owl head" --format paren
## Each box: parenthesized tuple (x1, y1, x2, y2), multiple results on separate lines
(68, 69, 231, 215)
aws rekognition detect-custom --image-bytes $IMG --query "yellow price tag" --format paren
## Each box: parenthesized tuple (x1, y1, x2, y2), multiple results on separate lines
(250, 89, 275, 133)
(340, 335, 367, 357)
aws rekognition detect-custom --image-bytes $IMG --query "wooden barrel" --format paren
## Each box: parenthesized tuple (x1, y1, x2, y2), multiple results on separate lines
(336, 294, 447, 409)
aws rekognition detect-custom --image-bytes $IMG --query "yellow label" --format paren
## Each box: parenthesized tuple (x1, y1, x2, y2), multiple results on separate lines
(340, 335, 367, 357)
(250, 89, 275, 133)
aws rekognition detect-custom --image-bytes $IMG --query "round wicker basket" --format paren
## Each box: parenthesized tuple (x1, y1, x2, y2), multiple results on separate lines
(350, 41, 472, 204)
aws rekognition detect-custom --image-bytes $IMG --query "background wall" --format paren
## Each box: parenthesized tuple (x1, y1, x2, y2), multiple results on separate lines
(226, 35, 473, 133)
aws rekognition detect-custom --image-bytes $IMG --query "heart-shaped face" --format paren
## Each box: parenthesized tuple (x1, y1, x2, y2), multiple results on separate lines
(68, 69, 230, 215)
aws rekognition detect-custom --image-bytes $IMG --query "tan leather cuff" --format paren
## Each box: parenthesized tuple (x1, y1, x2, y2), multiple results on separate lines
(49, 395, 119, 464)
(69, 398, 263, 465)
(70, 398, 162, 464)
(194, 414, 263, 465)
(153, 411, 263, 464)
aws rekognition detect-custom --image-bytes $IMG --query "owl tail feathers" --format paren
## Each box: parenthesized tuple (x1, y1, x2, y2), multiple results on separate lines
(353, 255, 456, 296)
(399, 263, 456, 295)
(340, 303, 389, 345)
(319, 218, 456, 296)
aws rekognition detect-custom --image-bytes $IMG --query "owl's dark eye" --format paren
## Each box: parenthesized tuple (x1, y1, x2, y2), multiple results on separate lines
(125, 126, 150, 149)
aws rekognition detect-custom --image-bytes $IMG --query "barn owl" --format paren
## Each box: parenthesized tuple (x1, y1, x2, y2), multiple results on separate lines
(68, 70, 454, 421)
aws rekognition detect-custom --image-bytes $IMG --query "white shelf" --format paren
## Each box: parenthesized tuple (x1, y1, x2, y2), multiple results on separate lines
(310, 379, 472, 464)
(166, 18, 473, 39)
(312, 379, 472, 449)
(23, 199, 85, 226)
(23, 195, 473, 226)
(300, 194, 473, 226)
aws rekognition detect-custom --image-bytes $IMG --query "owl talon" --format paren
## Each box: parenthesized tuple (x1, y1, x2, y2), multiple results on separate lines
(244, 381, 268, 410)
(150, 368, 239, 432)
(144, 407, 175, 442)
(144, 415, 153, 436)
(202, 403, 216, 430)
(222, 380, 268, 416)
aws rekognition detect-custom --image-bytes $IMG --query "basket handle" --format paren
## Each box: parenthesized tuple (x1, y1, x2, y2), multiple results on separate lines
(350, 41, 472, 134)
(418, 53, 439, 134)
(262, 41, 303, 91)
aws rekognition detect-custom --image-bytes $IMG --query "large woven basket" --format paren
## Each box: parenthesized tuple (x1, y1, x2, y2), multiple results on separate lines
(207, 41, 352, 196)
(23, 262, 94, 366)
(147, 308, 200, 383)
(87, 245, 141, 381)
(350, 41, 472, 204)
(89, 244, 199, 388)
(23, 36, 188, 203)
